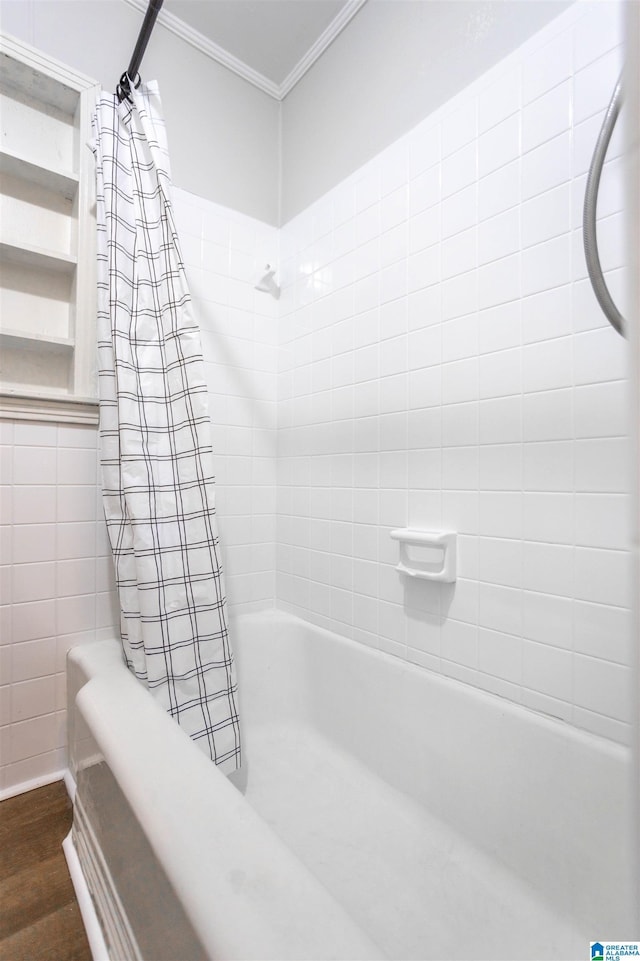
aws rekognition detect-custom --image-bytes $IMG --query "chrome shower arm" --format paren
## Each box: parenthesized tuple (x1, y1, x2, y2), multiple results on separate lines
(583, 75, 625, 337)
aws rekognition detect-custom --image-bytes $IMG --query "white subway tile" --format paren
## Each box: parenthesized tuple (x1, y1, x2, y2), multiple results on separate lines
(478, 160, 520, 222)
(442, 402, 478, 448)
(442, 272, 478, 322)
(478, 208, 520, 267)
(441, 142, 477, 199)
(442, 358, 478, 405)
(573, 327, 627, 386)
(522, 28, 572, 105)
(410, 164, 440, 215)
(521, 132, 571, 201)
(523, 441, 573, 492)
(11, 676, 56, 723)
(442, 447, 479, 491)
(479, 491, 522, 539)
(442, 99, 478, 157)
(479, 396, 521, 446)
(478, 67, 520, 134)
(522, 285, 572, 344)
(478, 537, 522, 588)
(523, 388, 572, 442)
(479, 584, 522, 637)
(521, 234, 571, 299)
(442, 227, 477, 280)
(478, 114, 520, 179)
(441, 618, 478, 668)
(407, 609, 441, 656)
(479, 347, 521, 400)
(574, 381, 628, 439)
(408, 326, 441, 372)
(573, 4, 622, 72)
(575, 493, 628, 551)
(573, 47, 624, 125)
(521, 183, 571, 250)
(523, 541, 573, 597)
(441, 314, 479, 364)
(442, 183, 477, 237)
(522, 492, 573, 544)
(522, 80, 571, 153)
(478, 302, 521, 355)
(409, 122, 441, 178)
(479, 444, 522, 493)
(573, 599, 630, 664)
(573, 653, 630, 723)
(522, 590, 572, 649)
(12, 487, 56, 525)
(478, 627, 521, 682)
(522, 337, 572, 394)
(478, 253, 520, 310)
(574, 546, 629, 608)
(409, 208, 440, 254)
(522, 640, 572, 701)
(575, 437, 628, 493)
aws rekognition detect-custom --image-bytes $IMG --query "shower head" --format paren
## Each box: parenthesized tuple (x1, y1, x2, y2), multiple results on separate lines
(254, 264, 280, 300)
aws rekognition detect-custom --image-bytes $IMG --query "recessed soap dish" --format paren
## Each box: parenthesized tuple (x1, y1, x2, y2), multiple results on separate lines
(390, 529, 457, 583)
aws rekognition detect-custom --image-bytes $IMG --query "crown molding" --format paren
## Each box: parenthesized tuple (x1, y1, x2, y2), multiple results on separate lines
(278, 0, 367, 99)
(122, 0, 367, 101)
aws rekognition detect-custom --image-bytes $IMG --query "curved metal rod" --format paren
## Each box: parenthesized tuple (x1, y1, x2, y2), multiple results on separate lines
(583, 75, 625, 337)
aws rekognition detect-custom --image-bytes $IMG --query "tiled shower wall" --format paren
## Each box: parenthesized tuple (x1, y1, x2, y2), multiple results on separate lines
(174, 188, 279, 613)
(0, 190, 278, 796)
(276, 2, 631, 745)
(0, 0, 632, 797)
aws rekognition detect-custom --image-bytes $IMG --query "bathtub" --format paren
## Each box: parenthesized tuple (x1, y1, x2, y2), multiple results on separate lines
(66, 610, 635, 961)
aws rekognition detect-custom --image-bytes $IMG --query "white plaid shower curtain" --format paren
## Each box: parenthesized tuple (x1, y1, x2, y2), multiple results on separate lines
(93, 83, 241, 774)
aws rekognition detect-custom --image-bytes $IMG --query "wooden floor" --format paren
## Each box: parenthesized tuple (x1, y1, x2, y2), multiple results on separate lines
(0, 780, 92, 961)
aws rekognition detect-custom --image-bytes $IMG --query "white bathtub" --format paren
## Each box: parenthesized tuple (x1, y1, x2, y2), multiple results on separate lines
(66, 610, 635, 961)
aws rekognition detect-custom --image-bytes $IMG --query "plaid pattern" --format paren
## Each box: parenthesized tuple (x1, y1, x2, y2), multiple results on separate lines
(93, 83, 241, 773)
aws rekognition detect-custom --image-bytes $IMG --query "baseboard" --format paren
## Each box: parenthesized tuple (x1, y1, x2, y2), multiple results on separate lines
(0, 768, 66, 802)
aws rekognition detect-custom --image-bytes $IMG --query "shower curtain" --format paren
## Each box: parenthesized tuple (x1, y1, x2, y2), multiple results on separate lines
(93, 82, 241, 774)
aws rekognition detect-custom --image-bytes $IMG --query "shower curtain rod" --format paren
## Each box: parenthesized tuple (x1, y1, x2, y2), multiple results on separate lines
(117, 0, 164, 102)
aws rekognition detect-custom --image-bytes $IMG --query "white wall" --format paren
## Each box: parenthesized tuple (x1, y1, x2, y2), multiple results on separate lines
(0, 0, 280, 224)
(277, 1, 631, 745)
(281, 0, 574, 223)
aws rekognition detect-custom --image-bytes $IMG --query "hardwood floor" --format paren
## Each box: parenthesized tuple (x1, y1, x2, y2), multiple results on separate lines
(0, 781, 92, 961)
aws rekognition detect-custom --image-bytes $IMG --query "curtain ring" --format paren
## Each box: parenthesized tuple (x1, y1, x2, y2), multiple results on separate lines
(117, 71, 142, 103)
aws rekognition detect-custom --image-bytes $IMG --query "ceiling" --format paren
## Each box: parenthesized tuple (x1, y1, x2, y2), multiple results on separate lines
(155, 0, 363, 98)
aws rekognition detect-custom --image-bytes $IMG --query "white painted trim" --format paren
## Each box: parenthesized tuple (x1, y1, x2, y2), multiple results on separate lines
(63, 831, 111, 961)
(0, 769, 66, 802)
(121, 0, 367, 101)
(0, 392, 99, 426)
(64, 768, 77, 804)
(122, 0, 280, 98)
(278, 0, 368, 98)
(0, 32, 98, 94)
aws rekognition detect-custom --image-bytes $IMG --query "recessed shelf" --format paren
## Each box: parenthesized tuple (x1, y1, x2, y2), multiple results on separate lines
(0, 49, 80, 116)
(0, 35, 99, 421)
(0, 147, 79, 200)
(0, 238, 77, 274)
(0, 328, 75, 353)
